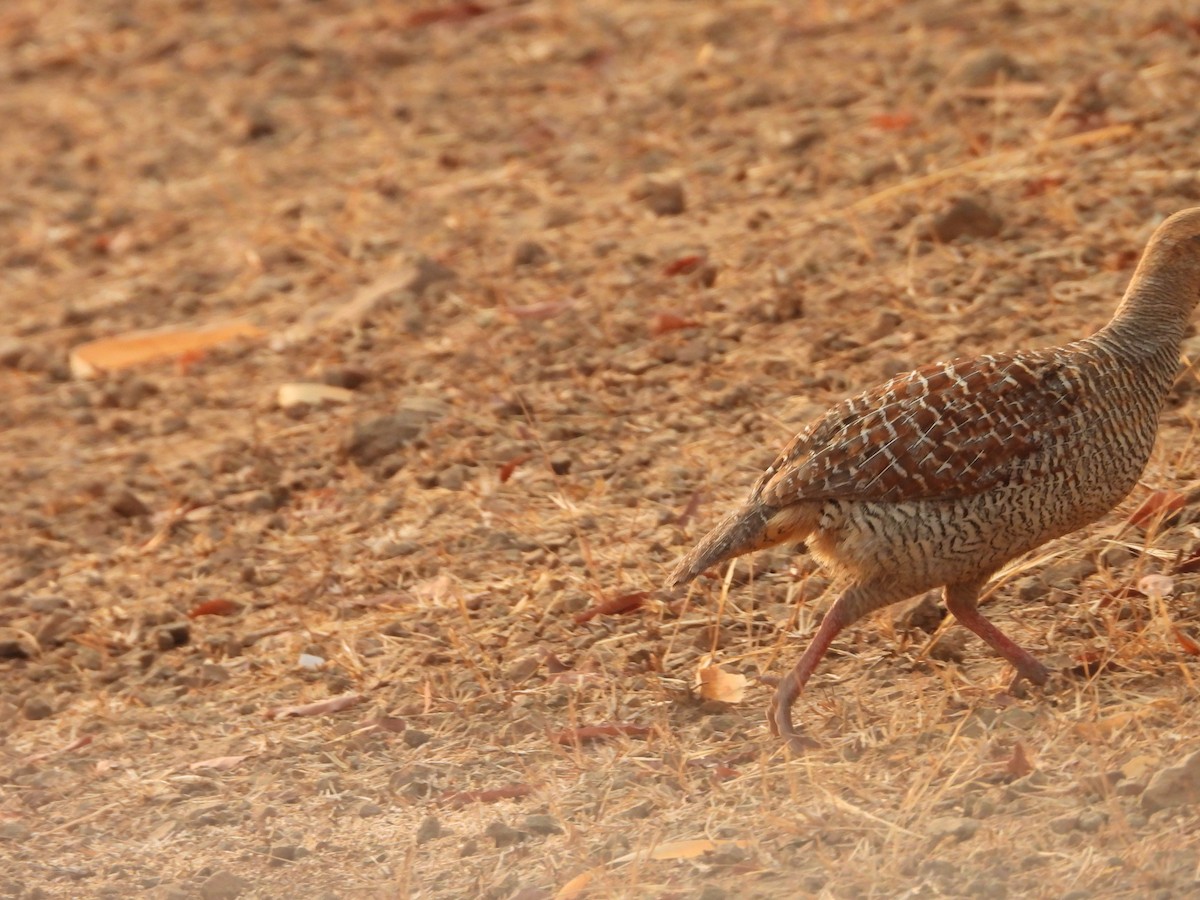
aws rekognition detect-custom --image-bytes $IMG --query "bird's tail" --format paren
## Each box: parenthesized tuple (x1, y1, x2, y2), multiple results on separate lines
(666, 501, 812, 589)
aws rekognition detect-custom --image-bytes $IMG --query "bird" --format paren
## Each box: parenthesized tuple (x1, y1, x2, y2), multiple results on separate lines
(667, 208, 1200, 751)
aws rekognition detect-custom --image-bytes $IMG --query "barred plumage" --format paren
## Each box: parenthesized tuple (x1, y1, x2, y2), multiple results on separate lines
(668, 208, 1200, 750)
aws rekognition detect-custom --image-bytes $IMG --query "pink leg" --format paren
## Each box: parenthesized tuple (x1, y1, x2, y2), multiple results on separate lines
(769, 583, 893, 752)
(944, 581, 1049, 686)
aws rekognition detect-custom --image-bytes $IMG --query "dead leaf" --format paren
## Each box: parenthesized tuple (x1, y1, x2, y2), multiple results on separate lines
(504, 298, 574, 320)
(1174, 628, 1200, 655)
(70, 321, 263, 378)
(265, 693, 365, 720)
(650, 312, 701, 336)
(696, 662, 748, 704)
(188, 755, 248, 772)
(407, 2, 488, 28)
(277, 382, 356, 409)
(1128, 490, 1187, 527)
(187, 598, 241, 619)
(662, 255, 704, 276)
(1138, 573, 1175, 600)
(436, 783, 533, 808)
(870, 112, 915, 131)
(1004, 742, 1034, 778)
(551, 723, 651, 745)
(499, 454, 532, 483)
(613, 838, 752, 864)
(573, 591, 648, 624)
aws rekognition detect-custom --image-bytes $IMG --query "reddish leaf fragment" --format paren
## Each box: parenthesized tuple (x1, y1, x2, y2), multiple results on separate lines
(1022, 176, 1064, 198)
(1176, 551, 1200, 574)
(1174, 628, 1200, 656)
(505, 298, 574, 320)
(266, 692, 364, 720)
(650, 312, 701, 336)
(189, 754, 248, 772)
(373, 716, 409, 734)
(1005, 742, 1034, 779)
(25, 734, 94, 763)
(662, 255, 704, 276)
(573, 591, 648, 624)
(1065, 653, 1123, 679)
(437, 783, 533, 808)
(407, 2, 487, 28)
(187, 598, 241, 618)
(499, 454, 532, 483)
(552, 722, 651, 745)
(870, 112, 915, 131)
(1128, 489, 1187, 527)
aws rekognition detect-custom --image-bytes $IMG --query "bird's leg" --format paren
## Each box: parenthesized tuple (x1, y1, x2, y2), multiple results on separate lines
(770, 584, 889, 752)
(943, 581, 1049, 687)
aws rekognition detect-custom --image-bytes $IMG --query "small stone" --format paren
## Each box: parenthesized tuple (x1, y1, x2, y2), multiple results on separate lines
(110, 490, 150, 518)
(929, 197, 1003, 242)
(485, 821, 525, 848)
(22, 696, 53, 720)
(320, 367, 369, 390)
(522, 814, 563, 836)
(633, 178, 686, 216)
(1049, 812, 1078, 834)
(359, 802, 384, 818)
(198, 870, 249, 900)
(268, 844, 302, 865)
(416, 816, 442, 844)
(893, 592, 943, 634)
(513, 240, 550, 268)
(0, 821, 32, 841)
(1077, 810, 1106, 832)
(698, 887, 728, 900)
(437, 464, 469, 491)
(405, 256, 456, 297)
(928, 816, 979, 843)
(0, 337, 30, 368)
(549, 455, 572, 476)
(952, 49, 1030, 87)
(158, 622, 190, 649)
(1141, 749, 1200, 812)
(345, 410, 439, 465)
(402, 730, 431, 749)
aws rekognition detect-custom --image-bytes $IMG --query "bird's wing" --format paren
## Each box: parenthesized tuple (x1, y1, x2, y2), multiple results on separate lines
(755, 350, 1087, 506)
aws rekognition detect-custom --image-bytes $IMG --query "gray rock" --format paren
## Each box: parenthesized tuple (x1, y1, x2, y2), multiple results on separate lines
(928, 816, 980, 842)
(522, 814, 563, 836)
(929, 197, 1003, 242)
(1141, 750, 1200, 812)
(198, 870, 249, 900)
(416, 816, 442, 844)
(634, 178, 686, 216)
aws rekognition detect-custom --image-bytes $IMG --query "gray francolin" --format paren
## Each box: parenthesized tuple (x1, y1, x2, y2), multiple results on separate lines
(668, 208, 1200, 750)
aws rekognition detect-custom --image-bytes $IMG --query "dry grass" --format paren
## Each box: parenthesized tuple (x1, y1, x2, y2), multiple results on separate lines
(3, 1, 1200, 897)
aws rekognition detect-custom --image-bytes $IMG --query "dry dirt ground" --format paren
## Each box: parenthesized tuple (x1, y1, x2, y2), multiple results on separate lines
(5, 1, 1200, 897)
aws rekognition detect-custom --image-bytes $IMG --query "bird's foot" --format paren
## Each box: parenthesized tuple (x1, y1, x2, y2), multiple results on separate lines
(767, 692, 820, 753)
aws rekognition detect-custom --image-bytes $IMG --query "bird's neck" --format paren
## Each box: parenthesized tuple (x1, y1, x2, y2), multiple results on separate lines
(1096, 265, 1200, 356)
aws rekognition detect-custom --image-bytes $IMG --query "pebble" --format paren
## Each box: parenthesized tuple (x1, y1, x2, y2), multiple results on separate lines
(633, 177, 686, 216)
(1141, 749, 1200, 812)
(952, 49, 1029, 88)
(512, 240, 550, 267)
(485, 821, 525, 848)
(927, 816, 980, 842)
(22, 696, 52, 720)
(402, 729, 431, 749)
(405, 255, 456, 297)
(0, 822, 31, 841)
(522, 814, 563, 836)
(198, 870, 249, 900)
(416, 816, 442, 844)
(892, 593, 943, 634)
(344, 412, 428, 465)
(359, 801, 384, 818)
(109, 489, 151, 518)
(929, 197, 1003, 242)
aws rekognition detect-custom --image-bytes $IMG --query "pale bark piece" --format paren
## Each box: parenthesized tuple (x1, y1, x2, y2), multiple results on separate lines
(70, 320, 263, 378)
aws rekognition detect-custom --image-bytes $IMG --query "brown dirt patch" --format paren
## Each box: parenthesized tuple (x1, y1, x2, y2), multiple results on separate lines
(4, 1, 1200, 897)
